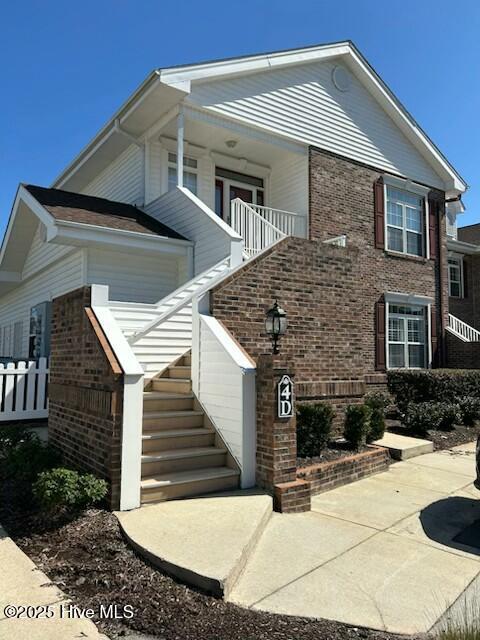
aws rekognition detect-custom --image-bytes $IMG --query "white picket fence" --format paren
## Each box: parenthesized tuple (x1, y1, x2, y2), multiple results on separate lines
(0, 358, 49, 421)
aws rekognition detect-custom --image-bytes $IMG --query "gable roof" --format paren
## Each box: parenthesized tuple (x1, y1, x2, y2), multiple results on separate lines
(53, 40, 467, 195)
(23, 184, 185, 240)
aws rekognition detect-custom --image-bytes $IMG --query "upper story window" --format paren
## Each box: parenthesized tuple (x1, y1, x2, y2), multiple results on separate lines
(448, 256, 463, 298)
(387, 303, 426, 369)
(168, 153, 198, 195)
(386, 186, 424, 257)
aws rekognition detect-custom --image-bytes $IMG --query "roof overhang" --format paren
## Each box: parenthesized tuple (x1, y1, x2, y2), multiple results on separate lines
(52, 41, 467, 197)
(0, 185, 192, 297)
(447, 238, 479, 255)
(54, 72, 190, 192)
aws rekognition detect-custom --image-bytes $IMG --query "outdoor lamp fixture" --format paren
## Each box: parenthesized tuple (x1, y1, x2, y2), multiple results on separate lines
(265, 301, 287, 354)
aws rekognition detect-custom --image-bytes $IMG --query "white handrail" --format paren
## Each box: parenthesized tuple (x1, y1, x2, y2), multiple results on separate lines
(230, 198, 286, 258)
(248, 203, 303, 237)
(447, 313, 480, 342)
(128, 257, 233, 345)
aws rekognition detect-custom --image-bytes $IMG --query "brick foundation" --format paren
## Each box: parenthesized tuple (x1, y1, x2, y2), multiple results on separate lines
(48, 286, 124, 509)
(297, 446, 390, 496)
(274, 479, 311, 513)
(446, 331, 480, 369)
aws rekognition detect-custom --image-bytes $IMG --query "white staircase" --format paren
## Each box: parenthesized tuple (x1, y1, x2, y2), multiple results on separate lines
(447, 313, 480, 342)
(110, 257, 231, 378)
(140, 351, 239, 504)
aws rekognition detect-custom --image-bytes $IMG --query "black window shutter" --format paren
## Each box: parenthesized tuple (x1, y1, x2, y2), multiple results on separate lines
(374, 178, 385, 249)
(376, 301, 386, 371)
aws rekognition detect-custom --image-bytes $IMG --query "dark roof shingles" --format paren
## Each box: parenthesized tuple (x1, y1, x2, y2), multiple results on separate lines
(24, 184, 186, 241)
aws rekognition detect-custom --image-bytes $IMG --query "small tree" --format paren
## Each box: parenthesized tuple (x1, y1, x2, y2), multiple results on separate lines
(344, 404, 372, 450)
(297, 403, 334, 457)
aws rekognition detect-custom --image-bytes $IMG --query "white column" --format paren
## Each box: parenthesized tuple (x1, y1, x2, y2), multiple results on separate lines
(177, 107, 184, 188)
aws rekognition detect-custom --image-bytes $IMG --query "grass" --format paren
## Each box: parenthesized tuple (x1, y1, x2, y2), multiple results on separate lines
(437, 593, 480, 640)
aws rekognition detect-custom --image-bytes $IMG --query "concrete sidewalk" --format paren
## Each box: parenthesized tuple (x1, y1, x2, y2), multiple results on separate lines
(230, 442, 480, 635)
(0, 524, 107, 640)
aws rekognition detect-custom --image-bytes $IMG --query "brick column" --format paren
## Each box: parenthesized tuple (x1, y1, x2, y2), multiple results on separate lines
(256, 355, 310, 513)
(49, 286, 124, 510)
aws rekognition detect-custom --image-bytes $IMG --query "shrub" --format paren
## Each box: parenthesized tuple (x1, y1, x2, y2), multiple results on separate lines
(0, 425, 37, 459)
(33, 468, 108, 512)
(297, 403, 334, 457)
(403, 402, 461, 436)
(388, 369, 480, 412)
(344, 404, 371, 449)
(4, 438, 61, 481)
(364, 392, 388, 443)
(458, 397, 480, 426)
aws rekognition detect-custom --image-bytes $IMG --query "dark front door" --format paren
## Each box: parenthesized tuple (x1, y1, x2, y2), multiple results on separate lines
(229, 185, 254, 204)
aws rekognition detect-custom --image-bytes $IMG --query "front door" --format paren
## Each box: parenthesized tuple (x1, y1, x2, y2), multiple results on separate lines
(229, 185, 254, 205)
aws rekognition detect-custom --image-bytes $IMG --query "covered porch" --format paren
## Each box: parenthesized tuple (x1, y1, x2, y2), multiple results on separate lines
(144, 104, 309, 255)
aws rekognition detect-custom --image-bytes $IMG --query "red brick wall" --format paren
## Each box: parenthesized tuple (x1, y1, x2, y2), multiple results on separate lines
(446, 332, 480, 370)
(449, 254, 480, 331)
(309, 147, 448, 365)
(49, 286, 124, 509)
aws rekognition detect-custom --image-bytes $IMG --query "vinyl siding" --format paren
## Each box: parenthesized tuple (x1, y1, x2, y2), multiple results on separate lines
(0, 249, 84, 358)
(22, 224, 74, 280)
(87, 248, 183, 303)
(145, 188, 237, 275)
(269, 152, 308, 235)
(188, 60, 444, 189)
(81, 144, 144, 204)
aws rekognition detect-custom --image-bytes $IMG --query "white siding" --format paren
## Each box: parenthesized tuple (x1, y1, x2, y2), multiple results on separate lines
(269, 152, 309, 231)
(0, 250, 84, 358)
(145, 188, 240, 275)
(87, 248, 183, 304)
(81, 144, 144, 204)
(188, 60, 444, 189)
(22, 224, 73, 279)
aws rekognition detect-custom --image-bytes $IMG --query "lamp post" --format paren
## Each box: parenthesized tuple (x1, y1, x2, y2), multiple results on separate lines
(265, 301, 287, 354)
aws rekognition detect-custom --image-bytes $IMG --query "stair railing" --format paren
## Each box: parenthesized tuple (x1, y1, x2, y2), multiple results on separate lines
(447, 313, 480, 342)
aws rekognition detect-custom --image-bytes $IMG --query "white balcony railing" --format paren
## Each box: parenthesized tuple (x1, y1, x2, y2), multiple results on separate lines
(447, 313, 480, 342)
(247, 203, 305, 237)
(230, 199, 288, 258)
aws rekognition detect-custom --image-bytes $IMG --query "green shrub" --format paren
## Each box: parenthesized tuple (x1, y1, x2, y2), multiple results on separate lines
(364, 392, 388, 443)
(403, 402, 461, 436)
(458, 397, 480, 426)
(344, 404, 371, 449)
(4, 438, 61, 481)
(297, 403, 334, 457)
(0, 425, 37, 459)
(388, 369, 480, 412)
(33, 468, 108, 512)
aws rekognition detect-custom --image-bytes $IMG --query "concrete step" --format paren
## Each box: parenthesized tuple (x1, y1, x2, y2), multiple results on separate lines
(151, 377, 192, 394)
(142, 428, 215, 453)
(143, 391, 194, 412)
(167, 365, 191, 379)
(141, 467, 240, 504)
(141, 446, 227, 475)
(143, 410, 204, 430)
(374, 432, 434, 461)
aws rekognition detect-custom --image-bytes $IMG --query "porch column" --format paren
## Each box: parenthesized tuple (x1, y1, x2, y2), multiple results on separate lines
(177, 107, 184, 188)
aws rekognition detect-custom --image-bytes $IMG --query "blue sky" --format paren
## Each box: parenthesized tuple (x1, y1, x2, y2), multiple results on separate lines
(1, 0, 479, 235)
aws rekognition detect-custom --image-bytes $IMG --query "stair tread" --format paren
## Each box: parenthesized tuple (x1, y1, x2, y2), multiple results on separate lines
(143, 391, 194, 400)
(142, 427, 214, 440)
(155, 377, 191, 383)
(142, 446, 227, 462)
(169, 365, 191, 370)
(141, 466, 239, 489)
(143, 410, 203, 419)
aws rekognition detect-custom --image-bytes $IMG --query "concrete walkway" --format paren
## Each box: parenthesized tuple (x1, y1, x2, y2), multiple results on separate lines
(0, 525, 107, 639)
(230, 442, 480, 634)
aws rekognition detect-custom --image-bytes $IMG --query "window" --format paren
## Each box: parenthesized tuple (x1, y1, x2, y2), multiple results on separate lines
(448, 257, 463, 298)
(386, 186, 424, 257)
(29, 302, 52, 359)
(387, 304, 426, 369)
(168, 153, 198, 195)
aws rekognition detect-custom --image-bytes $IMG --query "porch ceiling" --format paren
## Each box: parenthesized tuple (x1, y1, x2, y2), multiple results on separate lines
(160, 113, 307, 169)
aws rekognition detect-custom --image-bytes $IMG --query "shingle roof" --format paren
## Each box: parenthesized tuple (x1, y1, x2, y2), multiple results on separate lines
(24, 184, 186, 241)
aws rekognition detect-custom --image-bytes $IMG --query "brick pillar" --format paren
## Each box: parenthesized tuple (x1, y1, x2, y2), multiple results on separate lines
(256, 355, 310, 513)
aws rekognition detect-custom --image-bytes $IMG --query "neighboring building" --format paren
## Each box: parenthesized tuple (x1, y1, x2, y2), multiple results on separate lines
(0, 41, 471, 511)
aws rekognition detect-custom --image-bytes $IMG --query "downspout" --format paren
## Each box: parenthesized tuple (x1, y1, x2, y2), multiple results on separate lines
(438, 201, 447, 366)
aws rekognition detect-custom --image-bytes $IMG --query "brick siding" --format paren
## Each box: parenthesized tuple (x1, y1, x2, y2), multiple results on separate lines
(48, 286, 124, 509)
(446, 331, 480, 369)
(297, 446, 390, 496)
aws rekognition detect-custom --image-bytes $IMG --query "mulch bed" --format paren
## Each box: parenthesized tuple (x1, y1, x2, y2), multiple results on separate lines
(297, 440, 370, 468)
(0, 477, 413, 640)
(387, 419, 480, 451)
